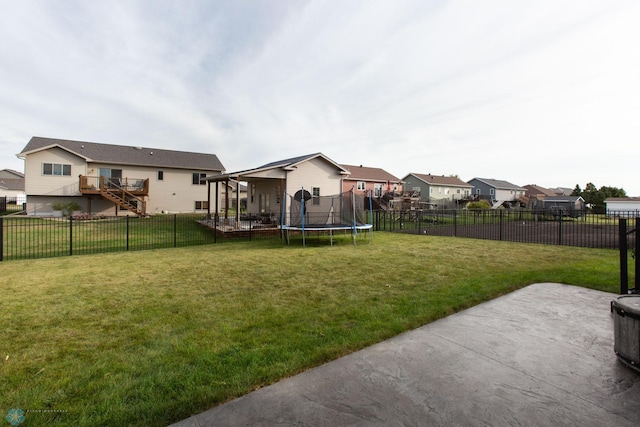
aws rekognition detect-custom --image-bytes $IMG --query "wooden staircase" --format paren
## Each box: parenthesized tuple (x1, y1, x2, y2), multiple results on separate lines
(79, 175, 148, 216)
(100, 184, 147, 216)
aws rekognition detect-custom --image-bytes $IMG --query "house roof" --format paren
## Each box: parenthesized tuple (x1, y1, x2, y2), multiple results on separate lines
(0, 169, 24, 178)
(207, 153, 348, 181)
(18, 137, 225, 172)
(0, 178, 25, 191)
(542, 195, 584, 202)
(469, 177, 525, 191)
(605, 197, 640, 202)
(340, 164, 400, 183)
(524, 184, 557, 197)
(549, 187, 574, 196)
(405, 173, 472, 188)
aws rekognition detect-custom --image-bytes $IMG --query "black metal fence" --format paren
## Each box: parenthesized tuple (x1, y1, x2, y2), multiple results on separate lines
(0, 196, 25, 215)
(374, 209, 638, 249)
(0, 213, 280, 261)
(3, 209, 638, 261)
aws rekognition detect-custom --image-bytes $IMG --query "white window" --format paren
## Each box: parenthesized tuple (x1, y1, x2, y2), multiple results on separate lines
(192, 173, 206, 185)
(357, 181, 366, 191)
(312, 187, 320, 205)
(490, 189, 495, 195)
(43, 163, 71, 176)
(374, 183, 383, 197)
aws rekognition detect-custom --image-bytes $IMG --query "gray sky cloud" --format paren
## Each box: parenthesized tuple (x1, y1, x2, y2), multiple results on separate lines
(1, 0, 639, 194)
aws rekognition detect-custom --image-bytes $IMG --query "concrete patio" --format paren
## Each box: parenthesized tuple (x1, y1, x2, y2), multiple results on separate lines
(170, 283, 640, 426)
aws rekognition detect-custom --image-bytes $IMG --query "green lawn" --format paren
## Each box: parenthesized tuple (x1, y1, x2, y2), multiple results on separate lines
(0, 232, 627, 425)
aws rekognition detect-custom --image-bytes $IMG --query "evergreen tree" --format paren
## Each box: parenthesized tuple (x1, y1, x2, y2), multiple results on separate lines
(571, 184, 582, 196)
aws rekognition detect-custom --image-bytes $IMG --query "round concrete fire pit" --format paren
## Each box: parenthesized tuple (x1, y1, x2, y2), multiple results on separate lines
(612, 295, 640, 372)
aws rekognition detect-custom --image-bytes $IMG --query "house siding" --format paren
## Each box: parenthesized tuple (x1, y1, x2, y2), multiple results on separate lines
(605, 200, 640, 212)
(285, 158, 343, 197)
(25, 147, 86, 196)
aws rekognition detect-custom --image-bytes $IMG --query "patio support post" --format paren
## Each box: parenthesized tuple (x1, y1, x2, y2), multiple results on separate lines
(236, 180, 240, 225)
(636, 217, 640, 291)
(214, 181, 219, 224)
(207, 181, 211, 218)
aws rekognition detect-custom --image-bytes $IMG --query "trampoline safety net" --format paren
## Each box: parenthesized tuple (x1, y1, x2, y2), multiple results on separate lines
(283, 188, 371, 228)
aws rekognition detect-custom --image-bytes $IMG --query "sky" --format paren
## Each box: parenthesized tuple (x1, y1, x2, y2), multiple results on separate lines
(1, 0, 639, 195)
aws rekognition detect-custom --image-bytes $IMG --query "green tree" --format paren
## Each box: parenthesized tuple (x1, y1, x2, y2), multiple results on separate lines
(571, 184, 582, 197)
(577, 183, 626, 210)
(582, 183, 599, 207)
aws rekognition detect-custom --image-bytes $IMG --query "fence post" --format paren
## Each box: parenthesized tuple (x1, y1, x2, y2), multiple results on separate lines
(454, 209, 457, 237)
(174, 214, 177, 247)
(558, 214, 563, 245)
(126, 216, 130, 251)
(0, 217, 3, 261)
(636, 217, 640, 292)
(499, 210, 503, 241)
(619, 218, 628, 294)
(69, 216, 73, 256)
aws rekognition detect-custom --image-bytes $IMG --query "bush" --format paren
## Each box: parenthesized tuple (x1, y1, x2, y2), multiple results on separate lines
(52, 201, 83, 216)
(467, 200, 491, 209)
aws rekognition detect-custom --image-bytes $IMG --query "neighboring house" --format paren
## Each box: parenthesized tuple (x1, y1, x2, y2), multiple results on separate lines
(605, 197, 640, 214)
(403, 173, 473, 209)
(340, 164, 402, 210)
(17, 137, 225, 216)
(219, 180, 248, 212)
(549, 187, 574, 196)
(467, 178, 526, 208)
(524, 184, 557, 208)
(541, 195, 585, 218)
(0, 169, 26, 198)
(340, 164, 401, 196)
(205, 153, 349, 224)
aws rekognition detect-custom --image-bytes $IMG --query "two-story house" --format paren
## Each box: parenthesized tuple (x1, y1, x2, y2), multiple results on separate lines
(18, 137, 225, 216)
(402, 173, 474, 209)
(524, 184, 557, 208)
(467, 177, 526, 208)
(340, 164, 402, 210)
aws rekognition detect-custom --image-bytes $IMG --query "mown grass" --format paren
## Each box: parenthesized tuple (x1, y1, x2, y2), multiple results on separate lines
(0, 232, 628, 425)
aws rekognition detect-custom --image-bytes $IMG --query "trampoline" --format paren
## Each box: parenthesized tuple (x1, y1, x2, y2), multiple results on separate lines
(280, 188, 373, 246)
(281, 223, 373, 245)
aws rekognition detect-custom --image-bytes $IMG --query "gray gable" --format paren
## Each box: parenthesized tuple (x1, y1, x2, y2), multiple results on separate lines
(469, 177, 525, 190)
(19, 137, 225, 172)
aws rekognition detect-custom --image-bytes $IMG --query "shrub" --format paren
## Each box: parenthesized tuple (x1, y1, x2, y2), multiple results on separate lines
(467, 200, 491, 209)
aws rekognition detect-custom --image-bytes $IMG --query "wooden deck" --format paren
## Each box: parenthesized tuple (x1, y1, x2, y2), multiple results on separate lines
(79, 175, 149, 216)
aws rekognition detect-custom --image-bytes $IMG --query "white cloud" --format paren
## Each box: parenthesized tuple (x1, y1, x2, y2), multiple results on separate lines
(1, 0, 639, 194)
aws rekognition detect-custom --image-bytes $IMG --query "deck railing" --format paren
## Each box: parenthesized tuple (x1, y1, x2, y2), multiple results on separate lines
(79, 175, 149, 194)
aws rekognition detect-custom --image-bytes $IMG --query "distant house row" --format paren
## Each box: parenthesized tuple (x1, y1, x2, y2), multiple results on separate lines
(8, 136, 636, 216)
